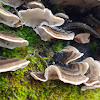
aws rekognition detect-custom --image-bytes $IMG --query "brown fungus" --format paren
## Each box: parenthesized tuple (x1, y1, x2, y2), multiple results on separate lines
(0, 5, 21, 27)
(74, 33, 90, 44)
(35, 25, 75, 41)
(0, 57, 30, 72)
(52, 46, 83, 65)
(61, 46, 84, 64)
(0, 31, 29, 49)
(81, 82, 100, 91)
(83, 57, 100, 86)
(30, 63, 89, 85)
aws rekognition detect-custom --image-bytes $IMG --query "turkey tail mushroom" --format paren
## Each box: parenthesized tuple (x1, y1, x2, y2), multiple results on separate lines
(74, 33, 90, 44)
(30, 63, 89, 85)
(53, 46, 84, 64)
(83, 57, 100, 86)
(0, 57, 30, 72)
(0, 31, 29, 49)
(0, 5, 21, 27)
(81, 82, 100, 91)
(35, 25, 75, 41)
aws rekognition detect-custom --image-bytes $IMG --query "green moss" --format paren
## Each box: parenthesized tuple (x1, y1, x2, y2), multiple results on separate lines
(89, 42, 98, 54)
(0, 21, 100, 100)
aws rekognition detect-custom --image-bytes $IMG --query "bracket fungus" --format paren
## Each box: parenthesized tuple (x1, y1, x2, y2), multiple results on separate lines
(35, 25, 75, 41)
(0, 31, 29, 49)
(27, 1, 45, 9)
(0, 5, 21, 27)
(53, 46, 84, 64)
(0, 57, 30, 72)
(83, 57, 100, 86)
(74, 33, 90, 44)
(0, 0, 24, 8)
(55, 13, 69, 19)
(18, 8, 64, 29)
(30, 62, 89, 85)
(30, 46, 89, 85)
(81, 82, 100, 91)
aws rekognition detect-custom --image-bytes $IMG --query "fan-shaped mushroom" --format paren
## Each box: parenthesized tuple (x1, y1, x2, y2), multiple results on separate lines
(0, 31, 29, 49)
(0, 0, 24, 8)
(27, 1, 45, 9)
(0, 57, 30, 72)
(53, 46, 84, 64)
(18, 8, 64, 29)
(35, 25, 75, 41)
(81, 82, 100, 91)
(74, 33, 90, 44)
(0, 5, 21, 27)
(30, 63, 89, 85)
(55, 13, 69, 19)
(83, 57, 100, 86)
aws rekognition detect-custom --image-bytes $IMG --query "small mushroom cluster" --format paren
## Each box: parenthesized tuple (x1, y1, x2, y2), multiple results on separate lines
(30, 46, 100, 91)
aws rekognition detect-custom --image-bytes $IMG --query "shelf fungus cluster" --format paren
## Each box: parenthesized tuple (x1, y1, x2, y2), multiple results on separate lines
(0, 1, 100, 42)
(0, 0, 100, 92)
(18, 1, 76, 41)
(0, 57, 30, 72)
(0, 0, 76, 41)
(30, 46, 100, 91)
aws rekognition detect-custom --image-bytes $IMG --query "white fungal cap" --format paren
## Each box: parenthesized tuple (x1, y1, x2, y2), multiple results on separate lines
(0, 57, 30, 72)
(0, 5, 21, 27)
(18, 8, 64, 29)
(74, 33, 90, 44)
(0, 0, 24, 8)
(35, 25, 75, 41)
(0, 31, 29, 49)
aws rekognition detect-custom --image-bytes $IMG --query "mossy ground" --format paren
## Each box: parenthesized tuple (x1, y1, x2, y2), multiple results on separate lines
(0, 4, 100, 100)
